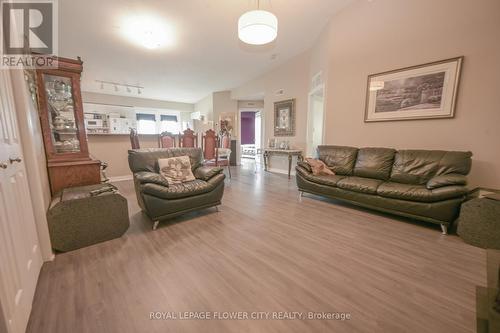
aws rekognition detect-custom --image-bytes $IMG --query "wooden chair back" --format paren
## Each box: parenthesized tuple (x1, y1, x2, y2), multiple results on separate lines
(158, 132, 176, 148)
(202, 129, 219, 161)
(130, 128, 140, 149)
(179, 128, 198, 148)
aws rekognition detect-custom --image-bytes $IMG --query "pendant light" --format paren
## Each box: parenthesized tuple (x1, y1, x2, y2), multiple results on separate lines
(238, 0, 278, 45)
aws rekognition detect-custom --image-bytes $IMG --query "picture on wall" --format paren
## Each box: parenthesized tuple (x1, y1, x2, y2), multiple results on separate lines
(364, 57, 463, 122)
(219, 112, 236, 136)
(274, 99, 295, 136)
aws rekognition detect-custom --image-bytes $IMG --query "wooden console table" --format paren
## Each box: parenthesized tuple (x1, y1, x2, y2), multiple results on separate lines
(263, 149, 303, 179)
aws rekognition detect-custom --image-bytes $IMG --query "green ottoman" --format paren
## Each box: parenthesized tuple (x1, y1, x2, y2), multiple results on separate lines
(47, 184, 129, 252)
(457, 197, 500, 249)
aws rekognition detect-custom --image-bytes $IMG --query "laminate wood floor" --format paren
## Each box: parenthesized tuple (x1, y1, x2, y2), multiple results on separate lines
(27, 164, 486, 333)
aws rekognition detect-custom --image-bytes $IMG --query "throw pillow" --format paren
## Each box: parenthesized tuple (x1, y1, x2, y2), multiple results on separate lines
(306, 158, 335, 176)
(158, 156, 196, 185)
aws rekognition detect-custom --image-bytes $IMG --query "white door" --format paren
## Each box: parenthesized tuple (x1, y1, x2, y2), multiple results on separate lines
(306, 86, 325, 157)
(0, 69, 43, 333)
(255, 111, 262, 151)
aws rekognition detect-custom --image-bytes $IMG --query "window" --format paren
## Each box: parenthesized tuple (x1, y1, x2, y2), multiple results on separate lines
(135, 111, 182, 134)
(136, 113, 156, 134)
(160, 114, 179, 134)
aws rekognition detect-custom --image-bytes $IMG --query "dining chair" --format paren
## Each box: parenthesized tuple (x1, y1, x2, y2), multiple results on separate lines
(158, 131, 177, 148)
(217, 133, 232, 178)
(202, 130, 231, 178)
(179, 128, 198, 148)
(130, 128, 140, 149)
(202, 129, 218, 162)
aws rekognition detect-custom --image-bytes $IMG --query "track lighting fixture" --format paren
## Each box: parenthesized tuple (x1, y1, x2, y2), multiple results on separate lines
(95, 80, 144, 95)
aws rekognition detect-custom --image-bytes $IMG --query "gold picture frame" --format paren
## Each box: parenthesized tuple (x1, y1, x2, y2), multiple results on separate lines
(274, 99, 296, 136)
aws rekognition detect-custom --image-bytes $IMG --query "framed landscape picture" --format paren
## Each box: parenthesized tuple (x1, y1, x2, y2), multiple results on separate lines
(274, 99, 295, 136)
(364, 57, 463, 122)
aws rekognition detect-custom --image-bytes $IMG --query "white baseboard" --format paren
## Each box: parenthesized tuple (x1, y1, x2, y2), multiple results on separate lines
(109, 175, 133, 183)
(267, 167, 296, 176)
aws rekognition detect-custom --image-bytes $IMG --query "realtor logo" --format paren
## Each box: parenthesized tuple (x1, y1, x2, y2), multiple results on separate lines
(1, 0, 58, 68)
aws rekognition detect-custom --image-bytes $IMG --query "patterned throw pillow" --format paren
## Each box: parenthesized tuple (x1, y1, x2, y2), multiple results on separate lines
(306, 158, 335, 176)
(158, 156, 196, 185)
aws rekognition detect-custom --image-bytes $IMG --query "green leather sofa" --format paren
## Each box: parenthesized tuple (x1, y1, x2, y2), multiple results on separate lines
(296, 146, 472, 234)
(128, 148, 225, 230)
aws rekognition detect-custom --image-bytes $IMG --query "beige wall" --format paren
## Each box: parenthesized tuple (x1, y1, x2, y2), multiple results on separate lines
(232, 51, 311, 150)
(88, 135, 159, 179)
(193, 93, 214, 134)
(194, 94, 213, 121)
(231, 52, 311, 173)
(231, 0, 500, 186)
(238, 100, 264, 109)
(193, 91, 239, 137)
(318, 0, 500, 188)
(214, 90, 240, 138)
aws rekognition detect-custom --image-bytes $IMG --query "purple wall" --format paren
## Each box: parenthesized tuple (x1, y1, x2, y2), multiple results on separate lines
(241, 112, 256, 145)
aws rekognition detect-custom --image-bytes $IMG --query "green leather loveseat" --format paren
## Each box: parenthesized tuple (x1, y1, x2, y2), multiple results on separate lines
(296, 146, 472, 234)
(128, 148, 225, 230)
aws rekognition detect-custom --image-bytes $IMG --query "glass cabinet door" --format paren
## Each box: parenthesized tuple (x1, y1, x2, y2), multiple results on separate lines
(42, 74, 81, 154)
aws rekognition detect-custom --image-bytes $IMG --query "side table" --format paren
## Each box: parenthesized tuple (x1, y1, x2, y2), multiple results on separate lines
(457, 188, 500, 249)
(458, 188, 500, 333)
(263, 148, 303, 179)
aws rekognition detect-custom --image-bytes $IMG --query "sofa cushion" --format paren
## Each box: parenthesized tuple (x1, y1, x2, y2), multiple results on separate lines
(134, 172, 170, 187)
(336, 177, 383, 195)
(390, 150, 472, 185)
(295, 166, 345, 186)
(377, 182, 469, 203)
(435, 151, 473, 176)
(317, 145, 358, 175)
(353, 148, 396, 180)
(194, 166, 224, 181)
(142, 174, 225, 200)
(297, 161, 312, 173)
(308, 174, 346, 187)
(296, 173, 464, 224)
(426, 174, 467, 189)
(128, 148, 203, 173)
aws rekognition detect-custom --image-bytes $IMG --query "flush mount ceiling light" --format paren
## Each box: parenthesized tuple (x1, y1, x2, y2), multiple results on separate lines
(238, 1, 278, 45)
(120, 14, 175, 50)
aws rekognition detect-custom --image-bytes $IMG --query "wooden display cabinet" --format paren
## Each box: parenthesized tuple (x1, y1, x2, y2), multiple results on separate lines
(36, 56, 101, 195)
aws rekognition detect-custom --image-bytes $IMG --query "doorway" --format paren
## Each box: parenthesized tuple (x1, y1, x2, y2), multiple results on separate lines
(306, 85, 325, 157)
(239, 110, 262, 169)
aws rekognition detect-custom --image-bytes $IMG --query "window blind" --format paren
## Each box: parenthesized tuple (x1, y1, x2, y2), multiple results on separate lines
(136, 113, 156, 121)
(160, 115, 178, 122)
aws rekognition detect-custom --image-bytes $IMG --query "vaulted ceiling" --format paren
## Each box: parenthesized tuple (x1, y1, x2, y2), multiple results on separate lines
(59, 0, 353, 103)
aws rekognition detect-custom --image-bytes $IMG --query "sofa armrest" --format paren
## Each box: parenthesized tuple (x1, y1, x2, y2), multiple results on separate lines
(297, 161, 312, 173)
(426, 174, 467, 190)
(135, 171, 169, 187)
(194, 166, 223, 181)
